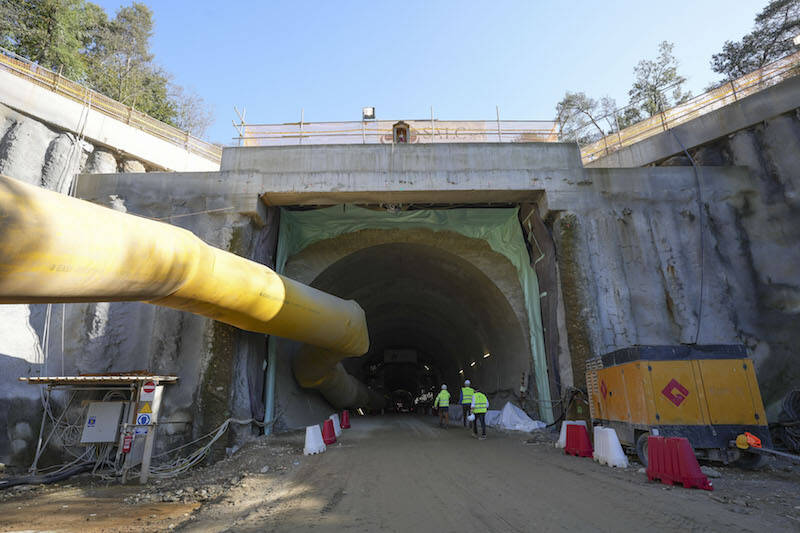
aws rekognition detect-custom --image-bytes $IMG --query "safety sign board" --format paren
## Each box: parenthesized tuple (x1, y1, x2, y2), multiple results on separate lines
(138, 402, 152, 414)
(140, 380, 156, 402)
(136, 413, 152, 426)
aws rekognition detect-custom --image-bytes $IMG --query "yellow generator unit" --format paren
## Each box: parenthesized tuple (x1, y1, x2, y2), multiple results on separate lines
(586, 345, 771, 467)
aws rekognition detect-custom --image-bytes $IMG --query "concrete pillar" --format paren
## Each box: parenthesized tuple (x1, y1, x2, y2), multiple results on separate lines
(41, 133, 80, 193)
(122, 159, 146, 173)
(0, 119, 55, 185)
(83, 148, 118, 174)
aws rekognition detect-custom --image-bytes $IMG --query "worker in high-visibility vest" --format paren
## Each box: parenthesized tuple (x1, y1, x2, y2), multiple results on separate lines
(471, 386, 489, 439)
(460, 379, 474, 427)
(434, 384, 450, 428)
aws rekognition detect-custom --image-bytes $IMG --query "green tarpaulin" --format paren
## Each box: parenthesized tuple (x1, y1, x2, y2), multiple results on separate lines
(276, 205, 553, 423)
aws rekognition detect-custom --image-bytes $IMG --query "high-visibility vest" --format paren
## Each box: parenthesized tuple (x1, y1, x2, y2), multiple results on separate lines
(472, 392, 488, 414)
(435, 390, 450, 408)
(461, 387, 474, 404)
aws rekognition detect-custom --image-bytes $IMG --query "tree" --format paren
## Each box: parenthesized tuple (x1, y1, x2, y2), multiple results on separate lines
(628, 41, 692, 117)
(0, 0, 105, 79)
(1, 1, 214, 136)
(85, 2, 176, 120)
(169, 85, 213, 137)
(710, 0, 800, 81)
(555, 92, 619, 143)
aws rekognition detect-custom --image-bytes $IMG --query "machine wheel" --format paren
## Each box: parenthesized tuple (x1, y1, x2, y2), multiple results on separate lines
(735, 451, 768, 470)
(635, 432, 650, 466)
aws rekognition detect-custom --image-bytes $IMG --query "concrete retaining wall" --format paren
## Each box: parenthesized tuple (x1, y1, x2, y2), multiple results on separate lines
(0, 69, 219, 172)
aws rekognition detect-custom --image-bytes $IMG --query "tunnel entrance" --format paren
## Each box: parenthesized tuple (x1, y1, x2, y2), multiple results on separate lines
(310, 242, 530, 412)
(272, 205, 554, 427)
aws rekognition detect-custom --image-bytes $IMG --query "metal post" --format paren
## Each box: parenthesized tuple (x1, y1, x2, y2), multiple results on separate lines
(30, 386, 50, 474)
(362, 120, 366, 144)
(730, 80, 738, 101)
(299, 108, 304, 145)
(264, 337, 277, 435)
(118, 385, 137, 483)
(496, 106, 502, 142)
(430, 106, 435, 143)
(139, 384, 163, 484)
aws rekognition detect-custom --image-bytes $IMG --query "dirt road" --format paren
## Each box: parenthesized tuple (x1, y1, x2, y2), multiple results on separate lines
(185, 415, 798, 532)
(1, 415, 798, 532)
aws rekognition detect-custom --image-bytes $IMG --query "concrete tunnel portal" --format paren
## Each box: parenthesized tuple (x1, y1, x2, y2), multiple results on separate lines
(277, 218, 542, 424)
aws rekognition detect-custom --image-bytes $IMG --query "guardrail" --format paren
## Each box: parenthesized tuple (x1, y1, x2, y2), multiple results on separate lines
(238, 119, 559, 146)
(579, 50, 800, 164)
(0, 47, 222, 165)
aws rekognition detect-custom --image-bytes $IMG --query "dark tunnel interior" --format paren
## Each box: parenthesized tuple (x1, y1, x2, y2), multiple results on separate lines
(309, 242, 532, 410)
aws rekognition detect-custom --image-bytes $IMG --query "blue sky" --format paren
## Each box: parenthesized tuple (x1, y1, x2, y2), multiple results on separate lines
(93, 1, 763, 145)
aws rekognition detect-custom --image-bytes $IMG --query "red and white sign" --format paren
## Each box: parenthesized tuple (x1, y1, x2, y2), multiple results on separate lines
(140, 380, 156, 402)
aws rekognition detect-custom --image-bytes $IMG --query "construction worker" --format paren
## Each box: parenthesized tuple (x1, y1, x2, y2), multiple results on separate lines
(460, 379, 474, 427)
(434, 384, 450, 428)
(471, 386, 489, 439)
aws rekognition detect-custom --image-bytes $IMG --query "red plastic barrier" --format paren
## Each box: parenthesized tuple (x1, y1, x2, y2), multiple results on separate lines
(341, 410, 351, 429)
(322, 419, 337, 445)
(646, 435, 712, 491)
(646, 436, 667, 483)
(670, 437, 713, 491)
(565, 424, 593, 457)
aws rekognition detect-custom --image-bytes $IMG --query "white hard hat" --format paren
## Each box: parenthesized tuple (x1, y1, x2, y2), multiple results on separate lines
(464, 380, 471, 386)
(441, 384, 447, 390)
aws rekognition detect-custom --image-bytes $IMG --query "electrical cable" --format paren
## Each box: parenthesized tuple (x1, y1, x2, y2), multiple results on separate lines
(774, 389, 800, 453)
(668, 129, 705, 345)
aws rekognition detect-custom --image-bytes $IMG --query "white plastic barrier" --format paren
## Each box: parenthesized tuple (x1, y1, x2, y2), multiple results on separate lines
(329, 413, 342, 437)
(592, 426, 629, 468)
(303, 424, 326, 455)
(556, 420, 587, 448)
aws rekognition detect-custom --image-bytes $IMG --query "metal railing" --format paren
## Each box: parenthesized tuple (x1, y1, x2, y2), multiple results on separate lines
(237, 119, 559, 146)
(0, 47, 222, 164)
(579, 50, 800, 164)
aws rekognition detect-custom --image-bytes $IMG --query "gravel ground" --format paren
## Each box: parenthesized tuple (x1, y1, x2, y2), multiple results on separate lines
(0, 415, 798, 532)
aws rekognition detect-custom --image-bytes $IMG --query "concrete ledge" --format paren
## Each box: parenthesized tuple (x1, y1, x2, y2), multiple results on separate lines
(587, 76, 800, 168)
(75, 172, 261, 220)
(0, 69, 219, 172)
(220, 142, 584, 173)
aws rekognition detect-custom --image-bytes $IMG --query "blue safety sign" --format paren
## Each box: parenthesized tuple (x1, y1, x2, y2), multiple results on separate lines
(136, 413, 152, 426)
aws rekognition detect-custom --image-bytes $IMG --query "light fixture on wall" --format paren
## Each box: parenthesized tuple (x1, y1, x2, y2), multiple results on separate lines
(470, 361, 476, 367)
(458, 369, 464, 374)
(483, 352, 491, 358)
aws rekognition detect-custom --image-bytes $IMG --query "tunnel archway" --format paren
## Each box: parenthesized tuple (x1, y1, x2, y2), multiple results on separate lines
(284, 228, 534, 413)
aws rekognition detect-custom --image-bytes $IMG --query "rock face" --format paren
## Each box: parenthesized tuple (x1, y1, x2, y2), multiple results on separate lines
(0, 103, 156, 466)
(552, 108, 800, 415)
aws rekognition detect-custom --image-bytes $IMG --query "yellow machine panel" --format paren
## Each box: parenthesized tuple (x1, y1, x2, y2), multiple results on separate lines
(648, 360, 706, 426)
(697, 359, 766, 425)
(585, 345, 771, 453)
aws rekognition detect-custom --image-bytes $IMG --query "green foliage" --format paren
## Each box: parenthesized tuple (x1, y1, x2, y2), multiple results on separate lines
(711, 0, 800, 82)
(0, 0, 105, 79)
(555, 41, 691, 142)
(85, 2, 176, 121)
(555, 92, 618, 143)
(0, 0, 213, 137)
(628, 41, 692, 117)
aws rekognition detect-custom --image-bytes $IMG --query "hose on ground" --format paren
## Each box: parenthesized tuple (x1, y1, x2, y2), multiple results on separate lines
(774, 389, 800, 453)
(0, 463, 93, 490)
